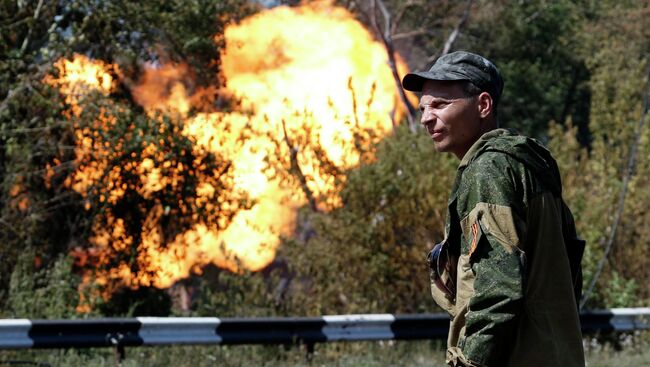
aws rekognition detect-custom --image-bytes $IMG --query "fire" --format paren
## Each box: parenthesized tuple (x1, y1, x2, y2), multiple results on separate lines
(44, 56, 116, 117)
(8, 182, 30, 211)
(48, 2, 410, 292)
(219, 2, 405, 197)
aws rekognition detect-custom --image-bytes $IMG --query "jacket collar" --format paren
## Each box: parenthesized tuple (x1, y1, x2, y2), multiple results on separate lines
(458, 128, 511, 169)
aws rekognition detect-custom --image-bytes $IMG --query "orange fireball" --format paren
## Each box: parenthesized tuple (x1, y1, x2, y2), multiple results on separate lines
(48, 1, 411, 292)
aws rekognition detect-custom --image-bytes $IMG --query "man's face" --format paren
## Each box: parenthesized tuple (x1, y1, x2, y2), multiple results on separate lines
(419, 80, 483, 159)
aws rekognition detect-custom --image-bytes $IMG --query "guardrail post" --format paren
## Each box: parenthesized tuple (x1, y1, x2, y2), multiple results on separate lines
(107, 332, 125, 365)
(304, 342, 315, 363)
(114, 344, 125, 366)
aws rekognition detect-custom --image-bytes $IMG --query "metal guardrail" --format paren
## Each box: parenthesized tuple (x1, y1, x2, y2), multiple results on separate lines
(0, 314, 448, 350)
(0, 308, 648, 351)
(580, 307, 650, 333)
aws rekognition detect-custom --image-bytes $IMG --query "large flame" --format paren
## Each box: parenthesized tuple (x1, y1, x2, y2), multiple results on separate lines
(48, 2, 410, 291)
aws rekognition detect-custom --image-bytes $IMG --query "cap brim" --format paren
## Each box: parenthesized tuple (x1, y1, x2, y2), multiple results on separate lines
(401, 71, 468, 92)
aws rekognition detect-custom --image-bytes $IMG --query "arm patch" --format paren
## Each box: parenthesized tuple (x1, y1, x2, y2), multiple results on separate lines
(469, 222, 481, 257)
(461, 202, 523, 255)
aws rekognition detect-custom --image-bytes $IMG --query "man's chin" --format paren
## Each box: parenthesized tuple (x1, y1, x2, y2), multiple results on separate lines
(433, 141, 449, 153)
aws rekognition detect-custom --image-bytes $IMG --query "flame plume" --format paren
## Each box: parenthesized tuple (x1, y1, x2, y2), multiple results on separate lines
(48, 2, 411, 293)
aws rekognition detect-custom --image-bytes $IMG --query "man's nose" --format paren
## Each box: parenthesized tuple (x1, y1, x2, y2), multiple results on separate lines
(420, 111, 434, 127)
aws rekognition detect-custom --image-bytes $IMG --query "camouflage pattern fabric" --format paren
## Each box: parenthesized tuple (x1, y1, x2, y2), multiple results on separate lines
(429, 129, 585, 367)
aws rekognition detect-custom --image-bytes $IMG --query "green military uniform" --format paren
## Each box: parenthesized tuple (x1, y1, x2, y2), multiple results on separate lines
(430, 128, 585, 367)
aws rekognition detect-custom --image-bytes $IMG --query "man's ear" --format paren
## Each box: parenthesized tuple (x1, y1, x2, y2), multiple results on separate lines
(477, 92, 493, 119)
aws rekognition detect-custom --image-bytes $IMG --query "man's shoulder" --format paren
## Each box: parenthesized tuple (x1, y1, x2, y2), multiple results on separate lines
(462, 149, 521, 181)
(462, 129, 550, 170)
(460, 130, 563, 201)
(455, 151, 521, 213)
(481, 131, 547, 160)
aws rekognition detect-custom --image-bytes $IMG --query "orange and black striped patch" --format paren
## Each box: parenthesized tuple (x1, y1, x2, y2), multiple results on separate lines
(469, 222, 479, 256)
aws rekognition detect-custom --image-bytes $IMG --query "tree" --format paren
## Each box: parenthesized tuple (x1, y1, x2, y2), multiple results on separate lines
(0, 0, 256, 311)
(276, 125, 457, 314)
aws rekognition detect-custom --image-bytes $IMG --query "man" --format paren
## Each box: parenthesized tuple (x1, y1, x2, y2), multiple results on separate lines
(401, 51, 585, 367)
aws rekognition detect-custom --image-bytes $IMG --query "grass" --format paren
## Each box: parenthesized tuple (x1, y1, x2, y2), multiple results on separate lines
(1, 335, 649, 366)
(584, 332, 650, 367)
(0, 341, 448, 367)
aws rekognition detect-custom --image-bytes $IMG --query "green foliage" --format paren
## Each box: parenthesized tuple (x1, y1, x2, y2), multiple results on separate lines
(462, 0, 592, 140)
(275, 125, 456, 315)
(98, 286, 172, 317)
(0, 73, 75, 294)
(0, 0, 649, 346)
(599, 271, 639, 309)
(191, 268, 280, 317)
(6, 252, 79, 319)
(544, 0, 650, 309)
(67, 93, 248, 290)
(0, 0, 257, 310)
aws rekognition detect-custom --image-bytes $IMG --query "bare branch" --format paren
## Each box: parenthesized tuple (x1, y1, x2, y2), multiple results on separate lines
(392, 29, 433, 41)
(370, 0, 417, 132)
(281, 119, 319, 213)
(580, 61, 650, 309)
(348, 77, 361, 129)
(369, 0, 379, 36)
(5, 16, 31, 29)
(0, 63, 51, 115)
(1, 123, 69, 135)
(390, 0, 418, 35)
(0, 218, 23, 239)
(213, 161, 232, 182)
(19, 0, 45, 55)
(0, 85, 28, 115)
(375, 0, 391, 40)
(524, 3, 551, 24)
(427, 0, 474, 63)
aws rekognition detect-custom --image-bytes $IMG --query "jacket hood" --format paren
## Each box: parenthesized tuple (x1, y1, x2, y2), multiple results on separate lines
(459, 129, 562, 195)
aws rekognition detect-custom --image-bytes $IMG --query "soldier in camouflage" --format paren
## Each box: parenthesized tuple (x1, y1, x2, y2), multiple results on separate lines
(402, 51, 586, 367)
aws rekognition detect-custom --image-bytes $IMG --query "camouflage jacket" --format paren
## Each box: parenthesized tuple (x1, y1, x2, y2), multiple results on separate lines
(429, 129, 585, 367)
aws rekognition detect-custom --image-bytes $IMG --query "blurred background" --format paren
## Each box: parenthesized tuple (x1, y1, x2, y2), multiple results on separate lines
(1, 0, 648, 365)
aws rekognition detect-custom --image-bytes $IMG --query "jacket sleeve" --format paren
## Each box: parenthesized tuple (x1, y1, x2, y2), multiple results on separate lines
(453, 154, 527, 366)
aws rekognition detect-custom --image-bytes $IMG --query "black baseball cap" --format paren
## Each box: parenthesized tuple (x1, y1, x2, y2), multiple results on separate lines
(401, 51, 504, 104)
